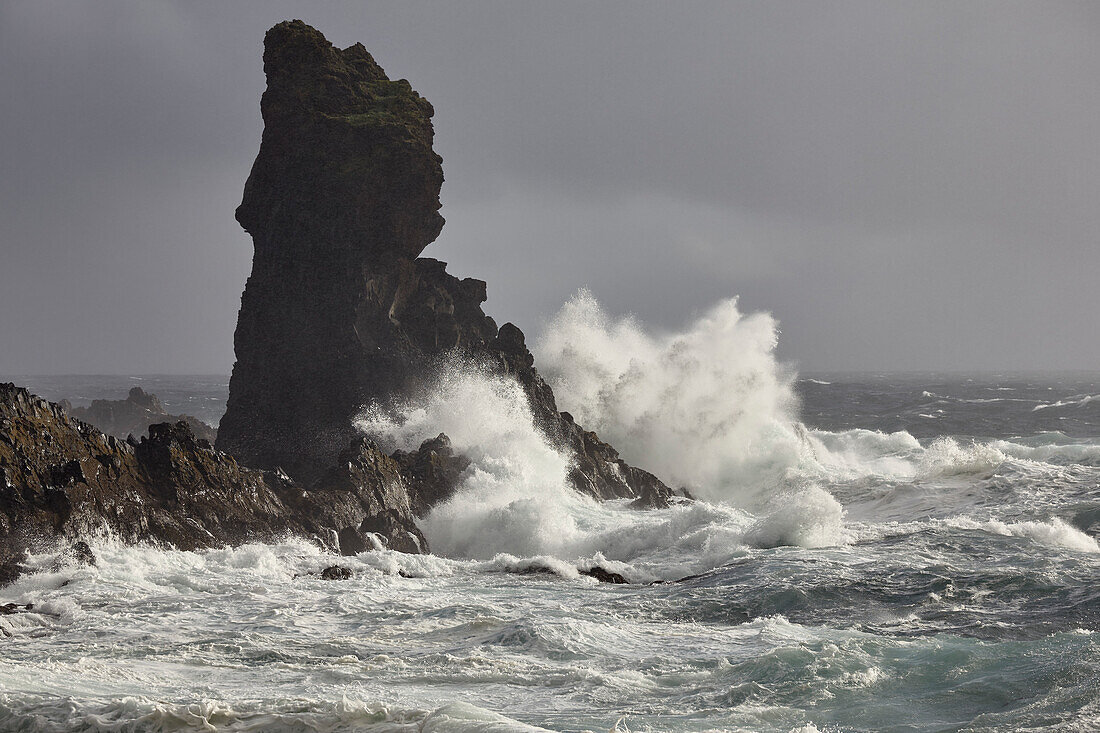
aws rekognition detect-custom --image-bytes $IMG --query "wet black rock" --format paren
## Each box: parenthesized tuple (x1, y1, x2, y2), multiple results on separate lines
(320, 565, 354, 580)
(338, 526, 372, 556)
(1, 23, 684, 587)
(392, 434, 470, 516)
(581, 566, 629, 584)
(311, 437, 427, 554)
(0, 383, 427, 587)
(53, 541, 97, 570)
(0, 602, 33, 615)
(0, 552, 26, 588)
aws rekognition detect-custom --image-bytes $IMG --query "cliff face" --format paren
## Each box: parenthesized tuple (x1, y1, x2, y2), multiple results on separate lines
(0, 383, 425, 577)
(218, 21, 675, 506)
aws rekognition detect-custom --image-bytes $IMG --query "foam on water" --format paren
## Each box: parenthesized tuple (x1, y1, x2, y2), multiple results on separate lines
(356, 291, 856, 566)
(947, 516, 1100, 553)
(743, 485, 846, 549)
(356, 357, 847, 575)
(6, 299, 1100, 731)
(356, 291, 1099, 576)
(357, 364, 592, 560)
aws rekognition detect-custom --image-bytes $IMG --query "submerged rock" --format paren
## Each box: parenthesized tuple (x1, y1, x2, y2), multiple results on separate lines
(65, 387, 217, 443)
(580, 566, 629, 584)
(320, 565, 353, 581)
(216, 20, 677, 509)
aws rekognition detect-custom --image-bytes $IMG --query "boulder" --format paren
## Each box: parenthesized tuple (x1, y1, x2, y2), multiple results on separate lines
(581, 566, 629, 584)
(0, 552, 26, 588)
(320, 565, 353, 581)
(391, 434, 470, 516)
(53, 540, 97, 569)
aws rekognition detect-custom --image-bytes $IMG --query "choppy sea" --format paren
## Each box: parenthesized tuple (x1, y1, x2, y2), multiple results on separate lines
(3, 297, 1099, 732)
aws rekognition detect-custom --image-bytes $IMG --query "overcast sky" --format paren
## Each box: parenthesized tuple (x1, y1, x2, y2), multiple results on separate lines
(1, 1, 1097, 374)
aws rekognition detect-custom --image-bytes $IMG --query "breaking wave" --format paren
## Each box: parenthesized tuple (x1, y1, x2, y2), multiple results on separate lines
(353, 290, 1100, 575)
(8, 301, 1100, 733)
(534, 289, 804, 505)
(357, 364, 591, 561)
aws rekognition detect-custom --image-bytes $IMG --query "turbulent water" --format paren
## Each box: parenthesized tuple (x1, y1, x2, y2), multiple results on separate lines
(4, 294, 1100, 732)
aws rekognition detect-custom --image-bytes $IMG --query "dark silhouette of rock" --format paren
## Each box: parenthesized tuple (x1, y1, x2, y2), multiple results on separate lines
(581, 566, 629, 584)
(337, 525, 371, 556)
(53, 540, 97, 569)
(217, 20, 676, 509)
(0, 383, 427, 586)
(65, 387, 217, 443)
(311, 437, 427, 554)
(391, 434, 470, 516)
(320, 565, 353, 580)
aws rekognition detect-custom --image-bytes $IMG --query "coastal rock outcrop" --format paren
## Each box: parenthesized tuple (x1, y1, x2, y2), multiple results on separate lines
(63, 387, 217, 443)
(217, 20, 676, 507)
(0, 383, 425, 586)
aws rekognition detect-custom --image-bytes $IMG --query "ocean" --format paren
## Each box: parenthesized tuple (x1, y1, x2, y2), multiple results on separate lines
(2, 296, 1099, 732)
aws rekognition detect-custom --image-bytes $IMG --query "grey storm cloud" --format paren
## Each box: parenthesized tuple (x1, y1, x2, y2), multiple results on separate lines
(1, 0, 1097, 374)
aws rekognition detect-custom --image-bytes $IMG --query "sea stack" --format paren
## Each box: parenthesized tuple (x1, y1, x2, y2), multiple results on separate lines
(218, 21, 675, 505)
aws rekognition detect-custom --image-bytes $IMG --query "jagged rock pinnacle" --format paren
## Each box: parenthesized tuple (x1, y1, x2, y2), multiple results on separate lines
(218, 21, 675, 507)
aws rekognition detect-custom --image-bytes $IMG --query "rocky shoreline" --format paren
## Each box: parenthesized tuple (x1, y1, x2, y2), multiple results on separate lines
(0, 383, 431, 574)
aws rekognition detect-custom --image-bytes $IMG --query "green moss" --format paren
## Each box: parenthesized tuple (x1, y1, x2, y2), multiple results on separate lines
(334, 80, 422, 128)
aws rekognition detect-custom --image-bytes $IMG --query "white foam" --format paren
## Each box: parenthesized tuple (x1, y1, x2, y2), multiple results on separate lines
(349, 290, 1100, 572)
(916, 437, 1007, 478)
(991, 439, 1100, 466)
(970, 517, 1100, 553)
(354, 354, 845, 573)
(534, 289, 807, 505)
(357, 363, 589, 560)
(744, 485, 846, 549)
(1032, 394, 1099, 411)
(421, 702, 553, 732)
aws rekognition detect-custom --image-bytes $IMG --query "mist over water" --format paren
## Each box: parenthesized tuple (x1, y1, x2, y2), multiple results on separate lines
(4, 292, 1100, 731)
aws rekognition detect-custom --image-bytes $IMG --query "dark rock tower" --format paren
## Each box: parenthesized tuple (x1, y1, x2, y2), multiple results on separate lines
(217, 20, 448, 479)
(219, 21, 675, 506)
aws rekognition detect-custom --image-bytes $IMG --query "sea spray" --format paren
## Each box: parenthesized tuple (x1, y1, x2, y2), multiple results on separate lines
(356, 362, 592, 559)
(359, 293, 1081, 561)
(356, 292, 850, 564)
(7, 375, 1100, 732)
(533, 289, 807, 505)
(353, 358, 837, 568)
